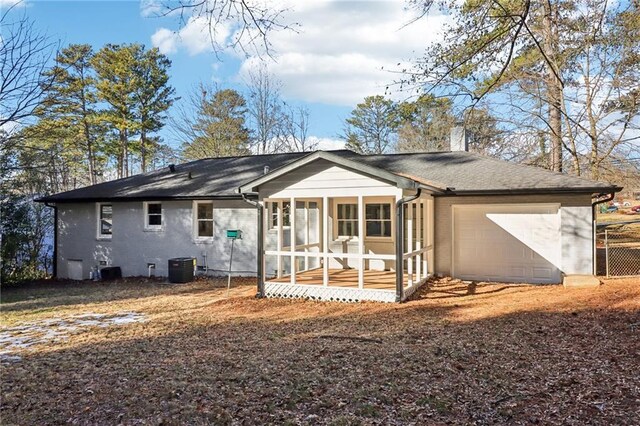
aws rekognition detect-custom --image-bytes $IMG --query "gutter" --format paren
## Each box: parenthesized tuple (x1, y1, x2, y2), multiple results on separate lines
(591, 192, 616, 275)
(44, 202, 57, 279)
(35, 194, 247, 204)
(395, 188, 422, 302)
(241, 193, 265, 298)
(434, 186, 623, 197)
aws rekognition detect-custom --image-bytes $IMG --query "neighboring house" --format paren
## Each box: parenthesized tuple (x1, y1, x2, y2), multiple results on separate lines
(38, 132, 621, 302)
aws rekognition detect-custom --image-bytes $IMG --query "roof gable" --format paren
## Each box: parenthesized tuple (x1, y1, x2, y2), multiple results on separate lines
(238, 151, 424, 193)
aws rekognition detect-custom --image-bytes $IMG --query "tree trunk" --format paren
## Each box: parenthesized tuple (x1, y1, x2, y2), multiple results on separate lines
(585, 53, 600, 180)
(141, 130, 147, 173)
(542, 0, 563, 172)
(83, 119, 96, 185)
(79, 73, 97, 186)
(123, 129, 129, 178)
(118, 129, 127, 179)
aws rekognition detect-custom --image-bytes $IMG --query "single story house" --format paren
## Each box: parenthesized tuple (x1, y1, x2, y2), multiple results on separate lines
(38, 134, 621, 302)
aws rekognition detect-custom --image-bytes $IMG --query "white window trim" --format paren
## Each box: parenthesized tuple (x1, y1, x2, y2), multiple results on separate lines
(364, 201, 394, 240)
(334, 198, 359, 240)
(267, 200, 291, 233)
(96, 202, 113, 240)
(143, 202, 164, 232)
(193, 201, 214, 241)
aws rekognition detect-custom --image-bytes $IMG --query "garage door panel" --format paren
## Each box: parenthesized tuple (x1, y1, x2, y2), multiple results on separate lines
(453, 205, 562, 284)
(459, 246, 477, 261)
(506, 246, 527, 261)
(533, 267, 554, 280)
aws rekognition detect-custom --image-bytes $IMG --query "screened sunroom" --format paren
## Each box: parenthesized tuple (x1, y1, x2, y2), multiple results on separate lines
(239, 152, 437, 302)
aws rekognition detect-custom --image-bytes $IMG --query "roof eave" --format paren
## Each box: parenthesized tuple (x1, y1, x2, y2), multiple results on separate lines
(34, 194, 246, 204)
(435, 186, 623, 197)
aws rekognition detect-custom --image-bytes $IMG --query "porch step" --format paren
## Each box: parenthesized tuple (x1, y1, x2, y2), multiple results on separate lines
(563, 275, 601, 288)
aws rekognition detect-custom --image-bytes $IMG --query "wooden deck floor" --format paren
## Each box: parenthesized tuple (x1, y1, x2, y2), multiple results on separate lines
(268, 269, 400, 290)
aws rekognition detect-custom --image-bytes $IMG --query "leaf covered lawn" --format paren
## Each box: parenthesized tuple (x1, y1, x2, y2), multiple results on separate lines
(1, 276, 639, 425)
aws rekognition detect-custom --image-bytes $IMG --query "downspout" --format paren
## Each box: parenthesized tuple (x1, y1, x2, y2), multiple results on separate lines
(241, 193, 264, 298)
(395, 188, 422, 302)
(45, 202, 58, 279)
(591, 192, 615, 275)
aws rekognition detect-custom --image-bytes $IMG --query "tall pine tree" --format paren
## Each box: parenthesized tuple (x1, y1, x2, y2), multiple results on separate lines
(131, 47, 176, 172)
(181, 87, 251, 160)
(91, 44, 138, 178)
(33, 44, 102, 185)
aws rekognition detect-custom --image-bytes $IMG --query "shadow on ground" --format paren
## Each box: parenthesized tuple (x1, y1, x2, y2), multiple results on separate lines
(1, 278, 638, 425)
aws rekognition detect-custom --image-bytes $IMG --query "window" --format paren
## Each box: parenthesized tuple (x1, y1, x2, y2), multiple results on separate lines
(145, 202, 162, 230)
(98, 203, 112, 238)
(195, 202, 214, 238)
(268, 201, 290, 230)
(336, 203, 358, 237)
(366, 203, 392, 237)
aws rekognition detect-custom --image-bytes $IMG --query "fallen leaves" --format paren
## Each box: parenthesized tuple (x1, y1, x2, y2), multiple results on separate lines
(0, 276, 639, 424)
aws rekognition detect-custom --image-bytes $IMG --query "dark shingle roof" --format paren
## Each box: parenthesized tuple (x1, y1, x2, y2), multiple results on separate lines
(356, 151, 619, 194)
(37, 151, 310, 203)
(38, 149, 619, 203)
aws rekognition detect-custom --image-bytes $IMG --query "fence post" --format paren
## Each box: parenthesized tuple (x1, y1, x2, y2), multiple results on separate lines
(605, 229, 609, 278)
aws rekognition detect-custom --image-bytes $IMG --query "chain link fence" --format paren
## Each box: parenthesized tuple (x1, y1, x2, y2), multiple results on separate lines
(596, 221, 640, 277)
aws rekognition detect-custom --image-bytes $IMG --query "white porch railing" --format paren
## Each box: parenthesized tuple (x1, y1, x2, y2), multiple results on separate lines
(261, 193, 434, 302)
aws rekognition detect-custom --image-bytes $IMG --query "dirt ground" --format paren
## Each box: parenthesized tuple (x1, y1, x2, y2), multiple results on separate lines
(1, 276, 639, 425)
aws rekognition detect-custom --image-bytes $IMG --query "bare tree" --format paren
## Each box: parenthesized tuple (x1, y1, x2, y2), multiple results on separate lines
(279, 104, 315, 152)
(154, 0, 297, 57)
(0, 5, 55, 134)
(245, 67, 315, 153)
(403, 0, 638, 176)
(246, 65, 284, 154)
(485, 0, 639, 178)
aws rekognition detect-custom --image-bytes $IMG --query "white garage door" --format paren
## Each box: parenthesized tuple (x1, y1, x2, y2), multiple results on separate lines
(453, 204, 562, 284)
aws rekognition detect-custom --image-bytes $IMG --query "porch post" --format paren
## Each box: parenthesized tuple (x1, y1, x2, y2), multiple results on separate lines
(257, 202, 265, 296)
(427, 199, 433, 274)
(276, 201, 282, 278)
(323, 196, 329, 286)
(416, 200, 421, 281)
(304, 201, 309, 271)
(290, 197, 296, 285)
(407, 201, 413, 286)
(422, 199, 433, 278)
(241, 195, 264, 297)
(357, 195, 364, 289)
(395, 189, 421, 302)
(395, 196, 404, 302)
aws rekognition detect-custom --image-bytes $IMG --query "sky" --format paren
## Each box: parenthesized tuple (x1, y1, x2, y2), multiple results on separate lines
(1, 0, 449, 150)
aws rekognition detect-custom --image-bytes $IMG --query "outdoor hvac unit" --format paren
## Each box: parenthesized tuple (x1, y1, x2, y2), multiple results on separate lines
(100, 266, 122, 281)
(168, 257, 196, 283)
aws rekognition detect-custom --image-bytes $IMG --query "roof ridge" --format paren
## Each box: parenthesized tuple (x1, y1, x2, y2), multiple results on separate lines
(360, 151, 455, 157)
(183, 149, 358, 164)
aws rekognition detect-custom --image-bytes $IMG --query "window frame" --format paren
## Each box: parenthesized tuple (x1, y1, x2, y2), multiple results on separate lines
(335, 202, 359, 239)
(365, 202, 393, 239)
(267, 200, 291, 232)
(193, 201, 214, 240)
(96, 203, 113, 240)
(143, 202, 163, 231)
